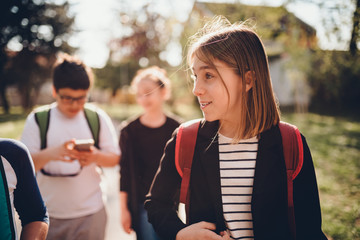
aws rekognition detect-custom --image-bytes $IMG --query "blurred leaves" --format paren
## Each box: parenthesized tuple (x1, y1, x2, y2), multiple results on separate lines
(108, 3, 174, 65)
(286, 0, 359, 55)
(307, 50, 360, 113)
(187, 2, 318, 54)
(95, 3, 180, 97)
(0, 0, 75, 112)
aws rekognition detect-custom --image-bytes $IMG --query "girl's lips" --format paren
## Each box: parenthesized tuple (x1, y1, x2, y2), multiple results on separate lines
(200, 101, 212, 109)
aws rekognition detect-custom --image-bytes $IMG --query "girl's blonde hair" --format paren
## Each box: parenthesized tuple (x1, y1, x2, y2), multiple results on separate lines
(188, 16, 280, 140)
(131, 65, 171, 99)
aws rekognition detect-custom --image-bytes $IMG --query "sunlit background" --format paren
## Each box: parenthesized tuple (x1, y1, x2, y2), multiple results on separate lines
(57, 0, 353, 68)
(1, 1, 359, 240)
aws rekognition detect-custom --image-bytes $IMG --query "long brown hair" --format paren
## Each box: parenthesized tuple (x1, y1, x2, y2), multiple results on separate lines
(188, 16, 280, 140)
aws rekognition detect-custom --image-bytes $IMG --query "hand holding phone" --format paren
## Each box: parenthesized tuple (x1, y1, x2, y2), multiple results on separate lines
(74, 139, 94, 152)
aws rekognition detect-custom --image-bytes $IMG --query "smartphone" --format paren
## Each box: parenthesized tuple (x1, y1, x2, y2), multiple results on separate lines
(74, 139, 94, 151)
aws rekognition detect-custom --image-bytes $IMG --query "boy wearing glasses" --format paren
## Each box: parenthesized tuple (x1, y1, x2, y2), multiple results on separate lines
(20, 54, 120, 240)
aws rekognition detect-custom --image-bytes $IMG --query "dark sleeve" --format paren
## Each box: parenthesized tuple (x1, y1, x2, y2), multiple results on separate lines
(2, 139, 49, 226)
(119, 126, 132, 193)
(293, 135, 327, 240)
(144, 131, 186, 240)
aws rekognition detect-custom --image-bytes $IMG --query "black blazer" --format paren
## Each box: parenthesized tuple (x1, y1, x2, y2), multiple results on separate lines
(145, 120, 327, 240)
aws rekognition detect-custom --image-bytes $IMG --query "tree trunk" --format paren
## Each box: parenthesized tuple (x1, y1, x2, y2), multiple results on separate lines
(0, 52, 10, 113)
(350, 0, 360, 56)
(0, 72, 10, 113)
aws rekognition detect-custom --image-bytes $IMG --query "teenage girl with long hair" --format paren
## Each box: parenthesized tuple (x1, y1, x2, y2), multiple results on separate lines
(145, 16, 327, 240)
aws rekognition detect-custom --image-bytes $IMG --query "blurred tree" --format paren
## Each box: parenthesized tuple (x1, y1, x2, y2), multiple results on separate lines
(95, 3, 175, 95)
(94, 57, 138, 97)
(350, 0, 360, 55)
(0, 0, 75, 112)
(185, 3, 318, 53)
(284, 0, 360, 112)
(285, 0, 359, 55)
(308, 50, 360, 112)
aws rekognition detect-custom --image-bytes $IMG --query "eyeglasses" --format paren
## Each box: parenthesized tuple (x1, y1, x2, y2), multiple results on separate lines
(58, 94, 88, 105)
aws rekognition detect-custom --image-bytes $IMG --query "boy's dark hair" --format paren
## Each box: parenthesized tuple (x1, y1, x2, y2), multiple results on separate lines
(53, 53, 93, 91)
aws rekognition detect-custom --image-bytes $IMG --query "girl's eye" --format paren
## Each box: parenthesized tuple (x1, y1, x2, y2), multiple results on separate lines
(205, 72, 213, 80)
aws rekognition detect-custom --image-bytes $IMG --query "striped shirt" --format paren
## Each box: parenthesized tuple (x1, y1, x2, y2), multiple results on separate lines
(218, 134, 258, 240)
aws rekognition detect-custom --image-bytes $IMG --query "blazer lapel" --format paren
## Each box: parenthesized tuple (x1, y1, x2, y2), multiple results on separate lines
(251, 125, 289, 237)
(196, 121, 227, 231)
(252, 125, 285, 196)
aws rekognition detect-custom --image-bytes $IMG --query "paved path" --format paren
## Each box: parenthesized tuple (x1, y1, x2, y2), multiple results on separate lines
(102, 167, 186, 240)
(102, 167, 136, 240)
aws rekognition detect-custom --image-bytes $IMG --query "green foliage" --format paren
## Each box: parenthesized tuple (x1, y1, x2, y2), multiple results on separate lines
(94, 3, 177, 93)
(94, 61, 139, 95)
(307, 50, 360, 113)
(0, 0, 75, 112)
(0, 1, 74, 52)
(115, 4, 172, 64)
(282, 113, 360, 240)
(202, 3, 290, 40)
(0, 106, 27, 139)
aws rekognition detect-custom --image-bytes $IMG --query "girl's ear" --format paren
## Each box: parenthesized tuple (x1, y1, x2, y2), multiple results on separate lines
(161, 87, 171, 101)
(52, 86, 57, 98)
(245, 71, 255, 92)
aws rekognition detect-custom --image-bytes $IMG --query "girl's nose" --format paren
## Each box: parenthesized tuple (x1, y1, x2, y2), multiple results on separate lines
(192, 81, 204, 96)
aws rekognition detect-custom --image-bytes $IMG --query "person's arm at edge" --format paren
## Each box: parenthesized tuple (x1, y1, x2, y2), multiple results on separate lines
(95, 150, 120, 167)
(20, 221, 48, 240)
(5, 140, 50, 239)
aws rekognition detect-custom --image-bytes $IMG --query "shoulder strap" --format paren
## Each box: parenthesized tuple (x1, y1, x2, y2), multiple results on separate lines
(175, 120, 304, 233)
(34, 105, 52, 150)
(175, 119, 201, 206)
(279, 121, 304, 240)
(34, 104, 100, 149)
(84, 104, 100, 149)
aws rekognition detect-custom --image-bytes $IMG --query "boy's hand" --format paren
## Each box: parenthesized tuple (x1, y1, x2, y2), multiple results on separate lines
(176, 222, 230, 240)
(73, 146, 99, 166)
(49, 139, 77, 162)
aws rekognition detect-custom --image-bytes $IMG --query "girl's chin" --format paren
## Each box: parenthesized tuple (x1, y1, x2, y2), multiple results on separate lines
(202, 113, 218, 122)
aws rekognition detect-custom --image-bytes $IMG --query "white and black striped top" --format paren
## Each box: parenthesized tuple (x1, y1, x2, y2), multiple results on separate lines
(218, 134, 258, 240)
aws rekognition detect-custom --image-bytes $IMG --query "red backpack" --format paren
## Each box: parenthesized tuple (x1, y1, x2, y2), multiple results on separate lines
(175, 120, 303, 239)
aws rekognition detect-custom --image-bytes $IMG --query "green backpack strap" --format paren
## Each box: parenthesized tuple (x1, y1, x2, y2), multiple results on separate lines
(34, 104, 100, 149)
(84, 104, 100, 149)
(34, 105, 52, 150)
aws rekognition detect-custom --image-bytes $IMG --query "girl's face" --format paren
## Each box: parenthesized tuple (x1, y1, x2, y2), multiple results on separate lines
(135, 78, 166, 113)
(191, 56, 246, 126)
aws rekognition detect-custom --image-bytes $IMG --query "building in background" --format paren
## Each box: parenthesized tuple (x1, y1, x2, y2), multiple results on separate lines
(186, 2, 317, 112)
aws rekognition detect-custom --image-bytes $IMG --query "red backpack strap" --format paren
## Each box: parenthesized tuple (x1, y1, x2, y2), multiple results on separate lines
(279, 121, 304, 239)
(174, 119, 201, 222)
